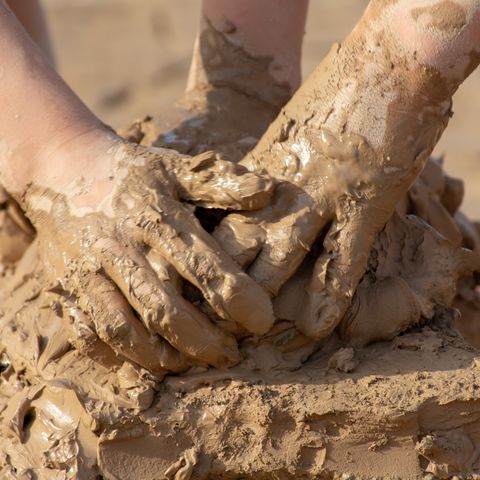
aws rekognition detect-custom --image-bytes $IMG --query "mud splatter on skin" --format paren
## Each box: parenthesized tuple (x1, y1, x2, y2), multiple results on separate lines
(120, 15, 290, 163)
(12, 142, 276, 373)
(3, 1, 480, 477)
(187, 16, 292, 109)
(214, 19, 459, 341)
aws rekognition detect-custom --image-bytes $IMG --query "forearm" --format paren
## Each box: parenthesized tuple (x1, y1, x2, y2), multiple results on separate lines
(6, 0, 55, 64)
(249, 0, 480, 179)
(202, 0, 308, 90)
(0, 4, 114, 196)
(188, 0, 308, 106)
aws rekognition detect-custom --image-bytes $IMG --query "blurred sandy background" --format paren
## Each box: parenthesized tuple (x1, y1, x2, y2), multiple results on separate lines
(43, 0, 480, 217)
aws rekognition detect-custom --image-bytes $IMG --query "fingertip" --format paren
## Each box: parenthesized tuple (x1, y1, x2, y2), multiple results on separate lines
(177, 152, 275, 211)
(154, 293, 242, 368)
(226, 274, 275, 335)
(202, 172, 274, 211)
(210, 335, 243, 368)
(182, 316, 242, 367)
(297, 300, 343, 340)
(152, 339, 192, 374)
(212, 214, 264, 269)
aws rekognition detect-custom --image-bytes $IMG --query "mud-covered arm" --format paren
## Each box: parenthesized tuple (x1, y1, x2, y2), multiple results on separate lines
(215, 0, 480, 340)
(190, 0, 308, 102)
(0, 3, 276, 373)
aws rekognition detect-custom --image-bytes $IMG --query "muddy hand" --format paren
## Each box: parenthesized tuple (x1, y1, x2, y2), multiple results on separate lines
(19, 141, 275, 374)
(214, 0, 480, 340)
(217, 126, 416, 340)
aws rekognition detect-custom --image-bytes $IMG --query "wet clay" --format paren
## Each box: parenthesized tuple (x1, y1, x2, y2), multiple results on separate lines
(212, 3, 477, 341)
(3, 6, 480, 479)
(11, 142, 277, 375)
(3, 279, 480, 479)
(3, 98, 480, 478)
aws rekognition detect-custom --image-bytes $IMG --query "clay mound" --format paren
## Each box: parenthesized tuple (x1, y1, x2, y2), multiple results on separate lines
(2, 306, 480, 479)
(99, 325, 480, 480)
(1, 163, 480, 479)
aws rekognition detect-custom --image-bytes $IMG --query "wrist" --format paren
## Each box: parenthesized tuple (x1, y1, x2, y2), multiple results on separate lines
(186, 15, 296, 109)
(29, 126, 121, 191)
(0, 123, 119, 198)
(5, 126, 126, 216)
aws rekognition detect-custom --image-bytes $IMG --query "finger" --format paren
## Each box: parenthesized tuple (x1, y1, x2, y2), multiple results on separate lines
(66, 306, 120, 363)
(77, 270, 190, 374)
(297, 205, 380, 340)
(157, 149, 275, 210)
(145, 250, 242, 335)
(145, 247, 184, 290)
(247, 185, 332, 295)
(95, 240, 242, 367)
(146, 249, 243, 344)
(212, 213, 265, 269)
(136, 200, 274, 335)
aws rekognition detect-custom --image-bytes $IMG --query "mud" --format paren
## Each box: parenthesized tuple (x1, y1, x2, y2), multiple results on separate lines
(2, 272, 480, 479)
(411, 1, 467, 34)
(3, 6, 480, 480)
(18, 142, 277, 373)
(2, 103, 480, 478)
(186, 15, 292, 110)
(0, 186, 34, 271)
(119, 15, 287, 162)
(215, 8, 462, 341)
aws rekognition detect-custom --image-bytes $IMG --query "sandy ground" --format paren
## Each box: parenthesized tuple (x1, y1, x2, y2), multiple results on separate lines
(43, 0, 480, 217)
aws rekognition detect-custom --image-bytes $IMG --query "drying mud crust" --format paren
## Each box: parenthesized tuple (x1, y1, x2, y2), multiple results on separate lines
(2, 220, 480, 480)
(3, 6, 480, 480)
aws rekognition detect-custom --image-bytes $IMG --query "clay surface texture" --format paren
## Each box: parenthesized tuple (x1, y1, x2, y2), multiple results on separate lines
(2, 9, 480, 480)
